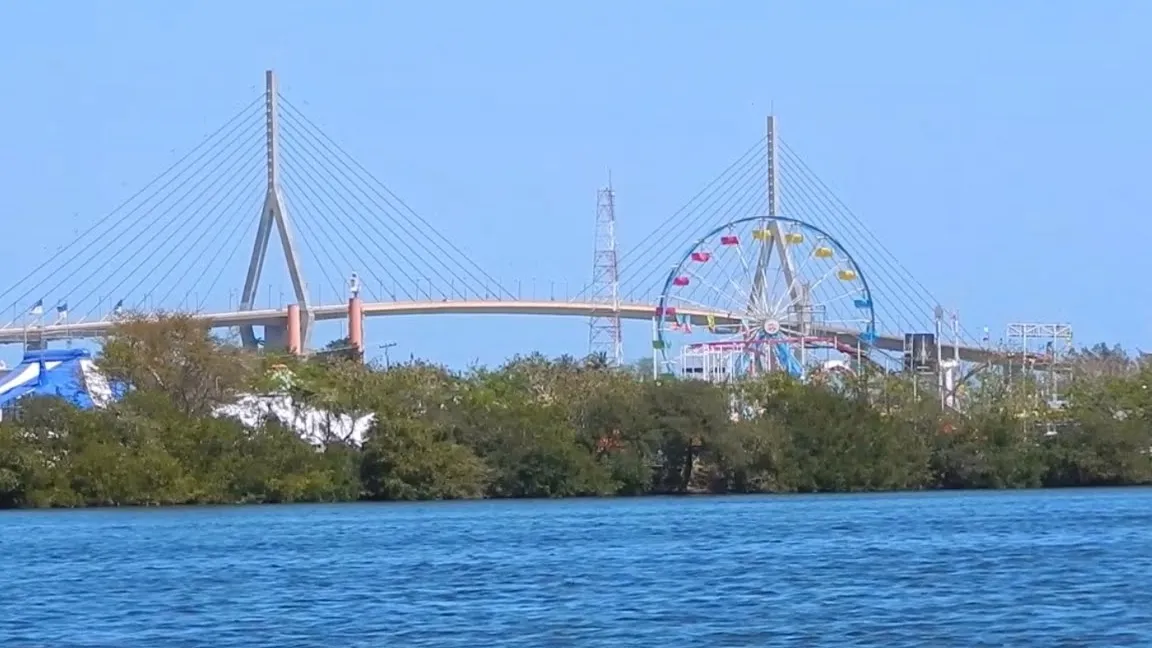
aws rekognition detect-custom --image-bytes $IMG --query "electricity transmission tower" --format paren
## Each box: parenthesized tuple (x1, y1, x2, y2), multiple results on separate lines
(588, 178, 622, 366)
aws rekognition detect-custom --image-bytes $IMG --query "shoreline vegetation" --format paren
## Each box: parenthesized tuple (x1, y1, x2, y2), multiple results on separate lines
(1, 315, 1150, 509)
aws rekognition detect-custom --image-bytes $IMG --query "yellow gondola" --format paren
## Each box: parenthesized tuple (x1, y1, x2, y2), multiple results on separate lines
(813, 246, 834, 258)
(751, 228, 772, 241)
(837, 268, 858, 281)
(785, 232, 804, 244)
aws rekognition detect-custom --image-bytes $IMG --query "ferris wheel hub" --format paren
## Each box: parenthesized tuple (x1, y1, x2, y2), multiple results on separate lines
(762, 319, 781, 335)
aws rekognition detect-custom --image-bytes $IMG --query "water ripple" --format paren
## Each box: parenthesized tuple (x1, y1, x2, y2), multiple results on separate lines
(2, 490, 1151, 646)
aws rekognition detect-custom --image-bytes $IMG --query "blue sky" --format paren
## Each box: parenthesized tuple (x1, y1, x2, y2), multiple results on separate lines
(1, 1, 1149, 367)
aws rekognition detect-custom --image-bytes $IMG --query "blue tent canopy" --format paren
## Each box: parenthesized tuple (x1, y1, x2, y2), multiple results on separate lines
(0, 348, 112, 410)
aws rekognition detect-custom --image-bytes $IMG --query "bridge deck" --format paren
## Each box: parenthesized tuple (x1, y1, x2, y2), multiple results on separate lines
(0, 299, 1005, 364)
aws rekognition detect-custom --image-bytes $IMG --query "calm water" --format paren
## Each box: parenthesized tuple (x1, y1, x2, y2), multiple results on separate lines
(2, 490, 1151, 647)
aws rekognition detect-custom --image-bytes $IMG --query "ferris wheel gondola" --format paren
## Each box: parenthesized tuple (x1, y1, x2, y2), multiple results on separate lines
(654, 216, 877, 381)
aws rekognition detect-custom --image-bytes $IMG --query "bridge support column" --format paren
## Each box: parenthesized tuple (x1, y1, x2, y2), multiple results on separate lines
(348, 296, 363, 357)
(264, 324, 287, 351)
(287, 303, 302, 356)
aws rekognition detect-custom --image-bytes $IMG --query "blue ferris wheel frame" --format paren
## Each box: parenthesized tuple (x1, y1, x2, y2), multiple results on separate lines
(655, 215, 878, 372)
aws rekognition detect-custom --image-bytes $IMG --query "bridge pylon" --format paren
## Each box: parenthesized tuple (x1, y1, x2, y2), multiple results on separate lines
(238, 69, 312, 350)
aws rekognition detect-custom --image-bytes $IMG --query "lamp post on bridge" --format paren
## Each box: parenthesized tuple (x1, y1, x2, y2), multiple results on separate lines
(348, 273, 364, 357)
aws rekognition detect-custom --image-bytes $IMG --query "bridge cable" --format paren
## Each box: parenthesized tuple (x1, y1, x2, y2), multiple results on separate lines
(0, 95, 264, 312)
(620, 168, 765, 300)
(777, 143, 976, 343)
(662, 167, 771, 307)
(280, 159, 391, 301)
(781, 151, 978, 344)
(779, 141, 961, 316)
(8, 117, 264, 325)
(773, 151, 929, 336)
(615, 147, 769, 300)
(776, 144, 928, 314)
(570, 138, 768, 302)
(279, 110, 488, 301)
(779, 170, 929, 336)
(278, 97, 516, 300)
(621, 153, 769, 302)
(638, 158, 769, 300)
(572, 136, 768, 301)
(150, 151, 268, 311)
(77, 133, 266, 319)
(277, 138, 428, 300)
(279, 107, 494, 300)
(277, 180, 364, 304)
(5, 110, 261, 318)
(613, 136, 767, 273)
(776, 186, 920, 338)
(279, 159, 407, 301)
(281, 142, 460, 301)
(194, 190, 275, 313)
(71, 132, 264, 318)
(280, 140, 430, 300)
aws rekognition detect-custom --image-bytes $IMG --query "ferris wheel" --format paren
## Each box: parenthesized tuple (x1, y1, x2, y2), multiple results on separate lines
(654, 216, 878, 381)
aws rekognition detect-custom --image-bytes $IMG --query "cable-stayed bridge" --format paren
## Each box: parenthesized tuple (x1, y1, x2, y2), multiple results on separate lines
(0, 70, 1059, 387)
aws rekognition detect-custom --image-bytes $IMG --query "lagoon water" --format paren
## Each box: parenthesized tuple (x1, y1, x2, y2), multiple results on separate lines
(2, 489, 1151, 647)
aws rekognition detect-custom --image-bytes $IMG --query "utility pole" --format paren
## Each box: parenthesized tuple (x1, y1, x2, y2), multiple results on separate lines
(379, 341, 397, 370)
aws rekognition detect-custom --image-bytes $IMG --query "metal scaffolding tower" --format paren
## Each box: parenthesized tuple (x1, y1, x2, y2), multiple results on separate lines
(1005, 322, 1074, 405)
(588, 178, 622, 366)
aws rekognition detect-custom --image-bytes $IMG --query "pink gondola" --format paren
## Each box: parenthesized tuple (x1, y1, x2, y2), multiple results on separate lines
(672, 276, 690, 287)
(690, 251, 711, 262)
(655, 306, 678, 317)
(720, 235, 739, 246)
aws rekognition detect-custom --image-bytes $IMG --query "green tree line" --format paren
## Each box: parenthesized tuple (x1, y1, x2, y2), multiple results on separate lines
(1, 317, 1149, 508)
